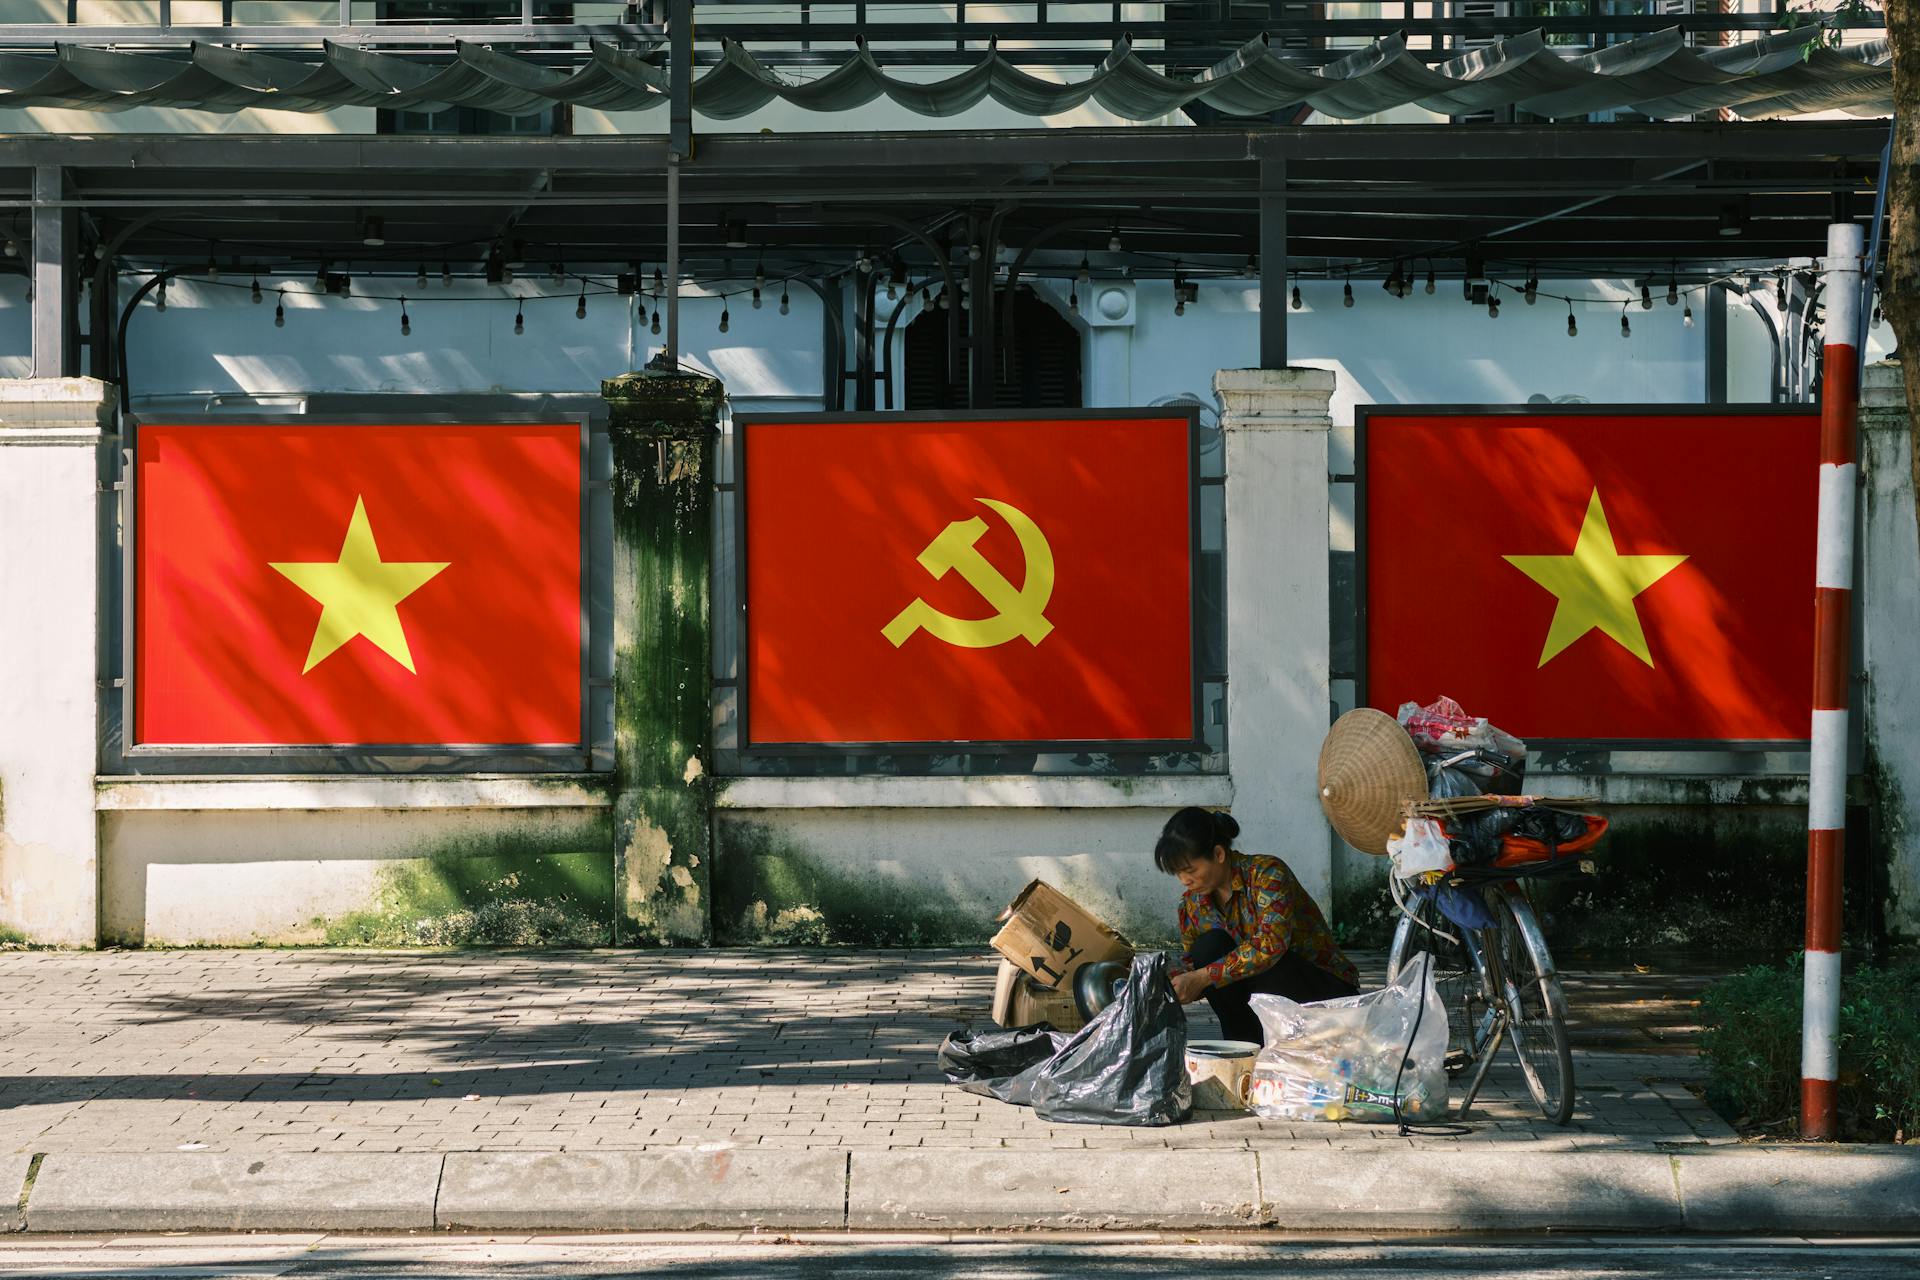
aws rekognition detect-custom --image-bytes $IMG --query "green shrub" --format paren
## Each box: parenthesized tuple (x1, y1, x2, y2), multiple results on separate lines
(1699, 953, 1920, 1142)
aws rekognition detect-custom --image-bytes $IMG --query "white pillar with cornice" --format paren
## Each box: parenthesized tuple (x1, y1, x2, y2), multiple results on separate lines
(1214, 367, 1336, 910)
(0, 378, 110, 946)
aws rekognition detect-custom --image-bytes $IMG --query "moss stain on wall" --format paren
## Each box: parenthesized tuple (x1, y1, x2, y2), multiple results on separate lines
(321, 815, 616, 947)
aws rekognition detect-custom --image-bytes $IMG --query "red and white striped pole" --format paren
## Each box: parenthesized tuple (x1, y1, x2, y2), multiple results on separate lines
(1802, 219, 1863, 1141)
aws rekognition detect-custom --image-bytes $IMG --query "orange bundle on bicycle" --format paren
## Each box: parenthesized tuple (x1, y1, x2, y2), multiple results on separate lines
(1491, 812, 1609, 868)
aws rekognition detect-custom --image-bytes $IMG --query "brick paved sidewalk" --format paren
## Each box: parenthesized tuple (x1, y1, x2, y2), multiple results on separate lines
(0, 949, 1734, 1156)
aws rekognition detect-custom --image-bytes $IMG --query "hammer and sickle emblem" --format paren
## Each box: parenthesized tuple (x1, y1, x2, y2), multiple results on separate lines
(881, 498, 1055, 649)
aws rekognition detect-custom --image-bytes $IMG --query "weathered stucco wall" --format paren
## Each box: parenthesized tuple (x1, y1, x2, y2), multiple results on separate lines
(98, 798, 614, 947)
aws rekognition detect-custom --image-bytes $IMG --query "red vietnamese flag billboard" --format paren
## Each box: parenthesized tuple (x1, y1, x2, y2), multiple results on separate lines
(741, 411, 1198, 747)
(1361, 407, 1819, 742)
(134, 422, 582, 746)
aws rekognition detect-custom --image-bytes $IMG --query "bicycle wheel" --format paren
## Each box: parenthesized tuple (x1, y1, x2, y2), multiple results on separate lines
(1386, 894, 1494, 1076)
(1492, 887, 1574, 1125)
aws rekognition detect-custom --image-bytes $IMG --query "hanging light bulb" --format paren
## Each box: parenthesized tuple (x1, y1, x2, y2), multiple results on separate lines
(399, 296, 410, 337)
(550, 261, 565, 284)
(637, 297, 648, 327)
(1872, 302, 1883, 329)
(250, 274, 262, 304)
(1068, 284, 1079, 313)
(654, 266, 665, 294)
(275, 289, 286, 328)
(1488, 290, 1501, 319)
(1381, 264, 1399, 297)
(206, 252, 219, 281)
(1241, 254, 1258, 279)
(755, 259, 766, 291)
(752, 285, 763, 310)
(1776, 272, 1789, 310)
(960, 287, 971, 311)
(417, 263, 428, 289)
(1566, 302, 1577, 338)
(886, 278, 897, 302)
(155, 277, 167, 312)
(1425, 263, 1436, 294)
(779, 284, 790, 316)
(514, 300, 524, 335)
(1077, 255, 1091, 287)
(939, 290, 950, 311)
(1343, 275, 1354, 308)
(1524, 273, 1538, 305)
(650, 309, 661, 336)
(1683, 300, 1695, 328)
(442, 261, 452, 287)
(1620, 304, 1631, 338)
(315, 258, 329, 288)
(1640, 281, 1652, 310)
(1174, 294, 1186, 317)
(576, 287, 587, 320)
(1291, 284, 1302, 311)
(719, 303, 730, 334)
(1667, 272, 1679, 306)
(1108, 225, 1122, 253)
(920, 284, 931, 306)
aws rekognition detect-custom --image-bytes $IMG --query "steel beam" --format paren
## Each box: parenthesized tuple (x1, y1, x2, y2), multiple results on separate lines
(1259, 157, 1286, 369)
(31, 165, 75, 378)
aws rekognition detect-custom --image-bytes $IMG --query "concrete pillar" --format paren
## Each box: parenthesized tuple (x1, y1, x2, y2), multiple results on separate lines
(1857, 361, 1920, 941)
(1214, 367, 1337, 909)
(602, 368, 725, 945)
(1080, 281, 1136, 408)
(0, 378, 112, 946)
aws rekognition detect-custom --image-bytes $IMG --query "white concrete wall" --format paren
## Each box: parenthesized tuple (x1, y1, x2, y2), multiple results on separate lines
(1859, 363, 1920, 940)
(0, 379, 108, 946)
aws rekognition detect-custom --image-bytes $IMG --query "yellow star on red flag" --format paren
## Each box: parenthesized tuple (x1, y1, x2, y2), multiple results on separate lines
(1504, 488, 1687, 668)
(269, 496, 450, 674)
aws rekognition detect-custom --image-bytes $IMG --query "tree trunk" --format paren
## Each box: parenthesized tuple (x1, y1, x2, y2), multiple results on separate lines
(1885, 0, 1920, 553)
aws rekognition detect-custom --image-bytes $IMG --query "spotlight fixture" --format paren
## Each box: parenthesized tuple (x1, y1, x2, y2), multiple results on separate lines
(725, 220, 749, 249)
(361, 215, 385, 247)
(1718, 202, 1746, 237)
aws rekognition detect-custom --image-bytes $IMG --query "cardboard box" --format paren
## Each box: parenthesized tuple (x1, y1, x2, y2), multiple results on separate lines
(990, 879, 1132, 992)
(991, 958, 1087, 1033)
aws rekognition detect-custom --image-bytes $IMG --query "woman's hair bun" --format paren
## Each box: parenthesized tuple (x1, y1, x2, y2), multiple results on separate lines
(1211, 811, 1241, 845)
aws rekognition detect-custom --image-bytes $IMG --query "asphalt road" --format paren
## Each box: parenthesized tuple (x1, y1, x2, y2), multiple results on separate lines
(1, 1236, 1918, 1279)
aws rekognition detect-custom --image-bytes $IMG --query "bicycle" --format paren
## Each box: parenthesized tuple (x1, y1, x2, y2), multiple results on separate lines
(1384, 860, 1584, 1126)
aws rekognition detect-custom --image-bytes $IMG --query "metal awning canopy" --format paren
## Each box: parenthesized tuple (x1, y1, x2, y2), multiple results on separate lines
(0, 29, 1891, 122)
(2, 121, 1888, 402)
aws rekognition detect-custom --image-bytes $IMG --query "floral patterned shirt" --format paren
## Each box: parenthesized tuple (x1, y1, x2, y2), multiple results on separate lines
(1177, 852, 1358, 989)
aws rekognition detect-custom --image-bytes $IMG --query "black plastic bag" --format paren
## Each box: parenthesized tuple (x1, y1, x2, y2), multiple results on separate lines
(1450, 804, 1590, 867)
(1026, 952, 1192, 1127)
(938, 1023, 1069, 1106)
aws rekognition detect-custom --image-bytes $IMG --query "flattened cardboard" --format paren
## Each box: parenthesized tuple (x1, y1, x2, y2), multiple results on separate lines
(990, 879, 1132, 992)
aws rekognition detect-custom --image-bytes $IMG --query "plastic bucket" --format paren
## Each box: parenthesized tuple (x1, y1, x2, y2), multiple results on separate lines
(1185, 1038, 1260, 1110)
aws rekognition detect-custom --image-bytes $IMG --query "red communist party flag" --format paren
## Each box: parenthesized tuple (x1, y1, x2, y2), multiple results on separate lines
(743, 413, 1197, 746)
(136, 422, 581, 746)
(1362, 409, 1819, 741)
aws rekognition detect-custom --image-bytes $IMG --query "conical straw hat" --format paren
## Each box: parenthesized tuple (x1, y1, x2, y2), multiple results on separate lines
(1317, 708, 1428, 855)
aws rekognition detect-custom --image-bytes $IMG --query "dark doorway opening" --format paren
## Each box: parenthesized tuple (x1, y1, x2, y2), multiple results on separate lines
(904, 285, 1083, 410)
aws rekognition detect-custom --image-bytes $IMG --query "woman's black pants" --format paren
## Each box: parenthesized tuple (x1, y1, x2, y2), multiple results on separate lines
(1188, 927, 1360, 1045)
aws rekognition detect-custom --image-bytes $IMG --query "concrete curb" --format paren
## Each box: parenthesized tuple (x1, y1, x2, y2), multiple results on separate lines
(848, 1150, 1260, 1230)
(438, 1151, 848, 1230)
(24, 1153, 443, 1232)
(1, 1155, 30, 1233)
(9, 1146, 1919, 1234)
